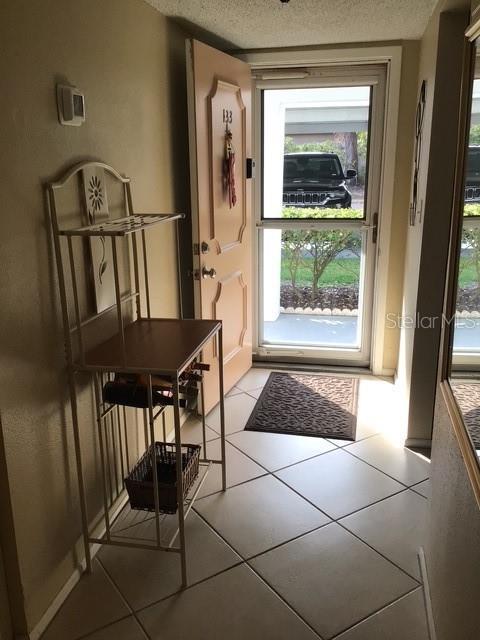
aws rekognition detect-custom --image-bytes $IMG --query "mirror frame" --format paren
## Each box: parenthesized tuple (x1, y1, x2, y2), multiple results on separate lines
(440, 7, 480, 508)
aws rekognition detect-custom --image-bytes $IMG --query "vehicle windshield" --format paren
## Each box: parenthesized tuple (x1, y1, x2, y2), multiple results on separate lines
(284, 155, 343, 182)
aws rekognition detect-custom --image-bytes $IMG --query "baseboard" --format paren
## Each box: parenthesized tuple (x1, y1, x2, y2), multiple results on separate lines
(418, 547, 437, 640)
(252, 359, 395, 380)
(26, 522, 115, 640)
(405, 438, 432, 448)
(26, 563, 85, 640)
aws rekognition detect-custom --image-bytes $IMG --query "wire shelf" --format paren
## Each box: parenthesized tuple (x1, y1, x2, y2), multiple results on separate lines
(59, 213, 184, 237)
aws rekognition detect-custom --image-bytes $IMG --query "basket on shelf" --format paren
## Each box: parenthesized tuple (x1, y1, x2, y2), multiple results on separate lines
(125, 442, 201, 514)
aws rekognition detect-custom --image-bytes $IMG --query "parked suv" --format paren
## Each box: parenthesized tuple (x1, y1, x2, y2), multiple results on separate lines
(465, 145, 480, 203)
(283, 152, 356, 208)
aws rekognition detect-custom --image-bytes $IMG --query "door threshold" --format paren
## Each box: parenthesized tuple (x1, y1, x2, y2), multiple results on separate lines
(251, 357, 386, 379)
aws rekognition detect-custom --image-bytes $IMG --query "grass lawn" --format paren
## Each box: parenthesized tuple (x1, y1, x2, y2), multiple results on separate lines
(281, 257, 360, 287)
(281, 257, 480, 289)
(458, 257, 480, 288)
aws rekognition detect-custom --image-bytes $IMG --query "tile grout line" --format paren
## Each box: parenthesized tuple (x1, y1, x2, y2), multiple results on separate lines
(409, 478, 430, 488)
(204, 413, 424, 502)
(243, 562, 325, 640)
(335, 519, 422, 585)
(96, 556, 151, 640)
(208, 413, 382, 450)
(197, 430, 416, 538)
(191, 506, 329, 568)
(72, 614, 134, 640)
(195, 470, 422, 586)
(186, 511, 325, 640)
(194, 470, 270, 502)
(108, 510, 247, 617)
(409, 479, 430, 500)
(244, 548, 422, 640)
(189, 388, 426, 633)
(341, 444, 430, 490)
(269, 459, 412, 521)
(121, 504, 423, 640)
(212, 421, 386, 479)
(410, 489, 429, 500)
(328, 585, 423, 639)
(194, 398, 429, 594)
(194, 485, 421, 609)
(130, 558, 246, 616)
(135, 430, 426, 512)
(194, 433, 426, 585)
(224, 434, 342, 473)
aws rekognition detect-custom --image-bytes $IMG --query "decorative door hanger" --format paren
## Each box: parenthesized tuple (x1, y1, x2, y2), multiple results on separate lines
(223, 108, 236, 208)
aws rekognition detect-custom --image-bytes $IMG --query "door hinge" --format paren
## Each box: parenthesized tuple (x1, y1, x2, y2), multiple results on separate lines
(193, 241, 210, 255)
(188, 269, 200, 280)
(246, 158, 255, 179)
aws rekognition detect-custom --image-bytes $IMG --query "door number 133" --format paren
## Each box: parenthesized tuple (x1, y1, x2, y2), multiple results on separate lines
(222, 109, 233, 124)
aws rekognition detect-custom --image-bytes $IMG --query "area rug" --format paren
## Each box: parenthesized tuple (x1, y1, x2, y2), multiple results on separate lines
(245, 372, 358, 441)
(450, 382, 480, 448)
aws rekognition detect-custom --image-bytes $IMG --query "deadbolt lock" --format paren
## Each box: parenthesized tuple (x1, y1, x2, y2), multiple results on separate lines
(201, 241, 210, 254)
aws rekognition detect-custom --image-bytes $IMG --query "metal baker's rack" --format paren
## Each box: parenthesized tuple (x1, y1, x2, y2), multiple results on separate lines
(46, 161, 226, 587)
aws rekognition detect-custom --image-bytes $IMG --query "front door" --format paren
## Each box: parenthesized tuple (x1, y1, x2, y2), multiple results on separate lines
(187, 39, 252, 412)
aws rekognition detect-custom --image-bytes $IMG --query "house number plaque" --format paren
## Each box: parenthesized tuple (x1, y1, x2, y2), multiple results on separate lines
(222, 108, 233, 124)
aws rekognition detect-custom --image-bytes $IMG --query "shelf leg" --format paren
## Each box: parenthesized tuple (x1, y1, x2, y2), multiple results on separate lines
(162, 412, 167, 442)
(93, 372, 112, 544)
(174, 375, 187, 588)
(68, 371, 92, 573)
(218, 326, 227, 492)
(147, 375, 161, 549)
(200, 350, 207, 459)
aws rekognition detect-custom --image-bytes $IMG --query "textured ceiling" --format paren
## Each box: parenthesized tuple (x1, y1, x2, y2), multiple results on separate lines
(145, 0, 439, 49)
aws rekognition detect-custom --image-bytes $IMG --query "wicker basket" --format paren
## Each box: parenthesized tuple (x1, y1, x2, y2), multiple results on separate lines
(125, 442, 201, 514)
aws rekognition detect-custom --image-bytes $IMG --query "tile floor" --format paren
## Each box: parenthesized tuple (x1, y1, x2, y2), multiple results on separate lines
(41, 369, 431, 640)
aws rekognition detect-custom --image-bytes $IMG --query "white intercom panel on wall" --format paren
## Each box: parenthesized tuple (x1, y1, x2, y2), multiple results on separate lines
(56, 84, 85, 126)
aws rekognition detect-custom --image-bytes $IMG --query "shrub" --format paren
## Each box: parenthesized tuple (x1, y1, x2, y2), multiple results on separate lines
(281, 207, 362, 297)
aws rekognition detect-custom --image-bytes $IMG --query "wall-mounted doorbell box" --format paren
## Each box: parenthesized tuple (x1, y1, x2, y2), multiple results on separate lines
(56, 84, 85, 126)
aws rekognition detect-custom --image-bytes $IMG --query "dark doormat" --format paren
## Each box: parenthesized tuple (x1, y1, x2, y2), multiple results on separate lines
(450, 382, 480, 448)
(245, 372, 359, 441)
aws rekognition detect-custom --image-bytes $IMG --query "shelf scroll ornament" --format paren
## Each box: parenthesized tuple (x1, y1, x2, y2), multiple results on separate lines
(81, 166, 115, 313)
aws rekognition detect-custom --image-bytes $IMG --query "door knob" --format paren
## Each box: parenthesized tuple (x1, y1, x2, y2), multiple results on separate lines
(202, 266, 216, 279)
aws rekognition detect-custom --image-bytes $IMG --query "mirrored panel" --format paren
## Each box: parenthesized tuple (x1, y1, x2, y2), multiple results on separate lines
(449, 42, 480, 461)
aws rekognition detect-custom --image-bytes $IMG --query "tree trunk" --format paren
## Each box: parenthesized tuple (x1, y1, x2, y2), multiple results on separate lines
(338, 132, 358, 173)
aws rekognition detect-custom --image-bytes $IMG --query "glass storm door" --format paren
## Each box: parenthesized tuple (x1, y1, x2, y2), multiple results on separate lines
(255, 67, 386, 365)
